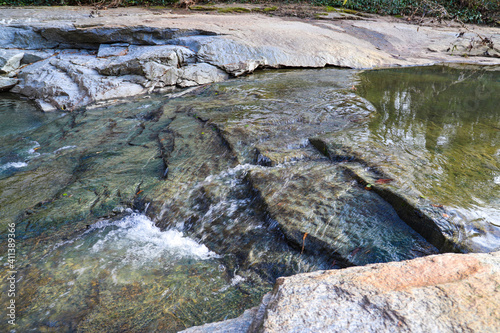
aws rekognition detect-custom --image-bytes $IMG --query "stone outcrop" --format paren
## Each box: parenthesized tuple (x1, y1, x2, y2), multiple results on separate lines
(1, 7, 499, 111)
(0, 77, 18, 91)
(186, 251, 500, 332)
(0, 50, 24, 74)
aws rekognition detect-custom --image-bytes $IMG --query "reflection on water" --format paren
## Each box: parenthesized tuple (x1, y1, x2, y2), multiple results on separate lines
(357, 65, 500, 251)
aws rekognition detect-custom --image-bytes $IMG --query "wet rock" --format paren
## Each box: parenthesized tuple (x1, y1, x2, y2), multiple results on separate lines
(0, 77, 18, 91)
(180, 306, 259, 333)
(309, 136, 456, 252)
(248, 161, 438, 266)
(0, 147, 79, 235)
(180, 294, 272, 333)
(3, 65, 497, 332)
(307, 66, 500, 253)
(254, 251, 500, 333)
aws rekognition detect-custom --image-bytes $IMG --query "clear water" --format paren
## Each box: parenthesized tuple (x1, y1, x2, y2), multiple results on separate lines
(355, 65, 500, 251)
(18, 213, 252, 332)
(1, 66, 498, 332)
(0, 93, 61, 178)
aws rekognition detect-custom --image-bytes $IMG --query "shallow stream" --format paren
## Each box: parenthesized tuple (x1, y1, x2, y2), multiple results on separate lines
(0, 65, 498, 332)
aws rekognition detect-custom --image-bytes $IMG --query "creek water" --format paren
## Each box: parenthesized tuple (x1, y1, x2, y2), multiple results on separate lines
(355, 65, 500, 251)
(0, 93, 60, 178)
(0, 65, 498, 332)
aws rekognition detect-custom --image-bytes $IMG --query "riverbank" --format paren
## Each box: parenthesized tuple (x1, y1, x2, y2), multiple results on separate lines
(0, 6, 499, 111)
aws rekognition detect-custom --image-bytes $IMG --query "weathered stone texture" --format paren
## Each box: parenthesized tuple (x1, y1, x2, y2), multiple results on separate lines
(258, 251, 500, 333)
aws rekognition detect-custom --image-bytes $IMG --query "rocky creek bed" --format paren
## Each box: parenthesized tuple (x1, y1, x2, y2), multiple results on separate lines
(1, 6, 500, 333)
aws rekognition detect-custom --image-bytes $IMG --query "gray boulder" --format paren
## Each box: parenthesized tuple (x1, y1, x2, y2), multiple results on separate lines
(177, 63, 229, 87)
(11, 58, 83, 111)
(12, 56, 145, 111)
(0, 51, 24, 74)
(0, 77, 18, 91)
(172, 36, 272, 76)
(143, 61, 179, 90)
(184, 251, 500, 332)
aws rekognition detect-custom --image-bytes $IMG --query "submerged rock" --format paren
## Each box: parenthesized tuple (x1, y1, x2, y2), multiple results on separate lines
(179, 294, 271, 333)
(248, 161, 438, 266)
(1, 66, 498, 332)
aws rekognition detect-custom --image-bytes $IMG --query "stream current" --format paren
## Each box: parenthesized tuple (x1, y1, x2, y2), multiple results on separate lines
(0, 65, 499, 332)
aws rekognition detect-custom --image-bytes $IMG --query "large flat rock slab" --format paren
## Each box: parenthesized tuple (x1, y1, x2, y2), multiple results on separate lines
(258, 251, 500, 332)
(1, 7, 498, 66)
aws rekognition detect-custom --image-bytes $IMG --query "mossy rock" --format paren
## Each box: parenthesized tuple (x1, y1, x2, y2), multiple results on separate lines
(217, 7, 251, 13)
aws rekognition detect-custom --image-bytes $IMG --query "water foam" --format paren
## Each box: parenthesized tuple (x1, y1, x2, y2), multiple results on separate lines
(88, 213, 218, 264)
(0, 162, 28, 171)
(53, 145, 77, 154)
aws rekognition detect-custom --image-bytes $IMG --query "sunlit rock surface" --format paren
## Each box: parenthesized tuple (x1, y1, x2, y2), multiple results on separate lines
(256, 251, 500, 333)
(195, 251, 500, 332)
